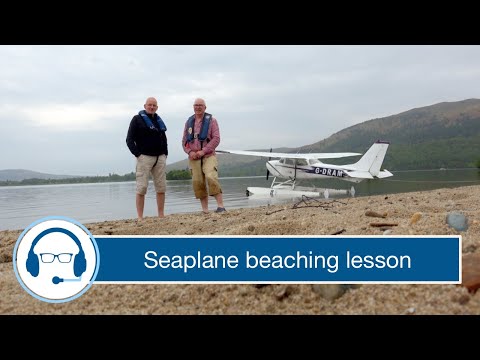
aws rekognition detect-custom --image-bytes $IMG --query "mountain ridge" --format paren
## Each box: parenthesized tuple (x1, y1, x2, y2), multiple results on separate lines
(0, 169, 76, 182)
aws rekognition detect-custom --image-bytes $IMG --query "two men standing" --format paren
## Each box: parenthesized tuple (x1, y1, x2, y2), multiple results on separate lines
(126, 97, 225, 220)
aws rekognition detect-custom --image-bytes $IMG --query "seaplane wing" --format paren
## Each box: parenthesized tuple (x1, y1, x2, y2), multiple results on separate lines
(216, 149, 362, 160)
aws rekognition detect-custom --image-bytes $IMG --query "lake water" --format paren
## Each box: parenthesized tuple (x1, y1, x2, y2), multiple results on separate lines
(1, 168, 479, 231)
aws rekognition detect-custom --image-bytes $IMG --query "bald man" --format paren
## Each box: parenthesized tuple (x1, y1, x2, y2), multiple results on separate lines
(126, 97, 168, 220)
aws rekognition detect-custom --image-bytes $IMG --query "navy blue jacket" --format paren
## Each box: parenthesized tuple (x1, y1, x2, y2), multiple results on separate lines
(126, 113, 168, 157)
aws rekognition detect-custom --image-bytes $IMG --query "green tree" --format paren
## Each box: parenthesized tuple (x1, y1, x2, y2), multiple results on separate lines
(166, 169, 192, 180)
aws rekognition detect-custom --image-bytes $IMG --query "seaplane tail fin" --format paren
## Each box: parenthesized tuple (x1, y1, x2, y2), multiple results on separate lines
(351, 140, 390, 177)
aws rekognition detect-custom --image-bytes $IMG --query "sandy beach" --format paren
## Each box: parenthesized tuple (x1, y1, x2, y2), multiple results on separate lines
(1, 185, 479, 315)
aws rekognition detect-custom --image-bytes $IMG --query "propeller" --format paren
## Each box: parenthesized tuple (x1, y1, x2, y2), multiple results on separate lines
(266, 148, 272, 180)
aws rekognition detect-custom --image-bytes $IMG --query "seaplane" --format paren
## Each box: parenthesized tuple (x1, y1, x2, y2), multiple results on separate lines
(217, 140, 393, 199)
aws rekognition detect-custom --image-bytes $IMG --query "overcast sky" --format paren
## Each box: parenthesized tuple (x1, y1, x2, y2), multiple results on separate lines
(1, 45, 479, 176)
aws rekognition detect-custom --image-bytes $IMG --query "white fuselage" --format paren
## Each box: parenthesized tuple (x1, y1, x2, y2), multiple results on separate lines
(267, 159, 364, 183)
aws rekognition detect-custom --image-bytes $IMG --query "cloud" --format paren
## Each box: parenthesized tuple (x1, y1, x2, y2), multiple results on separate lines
(0, 45, 479, 175)
(15, 103, 132, 132)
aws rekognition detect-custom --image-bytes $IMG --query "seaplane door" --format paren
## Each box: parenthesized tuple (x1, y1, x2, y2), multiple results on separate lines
(284, 158, 295, 177)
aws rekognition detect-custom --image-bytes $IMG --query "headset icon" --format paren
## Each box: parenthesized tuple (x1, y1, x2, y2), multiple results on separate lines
(26, 227, 87, 284)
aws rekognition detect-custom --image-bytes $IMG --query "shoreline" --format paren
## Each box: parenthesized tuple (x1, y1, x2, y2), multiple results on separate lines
(1, 184, 479, 314)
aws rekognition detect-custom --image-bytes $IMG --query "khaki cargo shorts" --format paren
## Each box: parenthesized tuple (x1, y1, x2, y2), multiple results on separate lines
(136, 154, 167, 195)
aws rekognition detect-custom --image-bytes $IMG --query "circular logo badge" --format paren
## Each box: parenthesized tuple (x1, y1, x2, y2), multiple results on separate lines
(13, 216, 100, 303)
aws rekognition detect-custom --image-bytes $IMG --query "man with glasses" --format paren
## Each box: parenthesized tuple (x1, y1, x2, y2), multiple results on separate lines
(182, 98, 226, 214)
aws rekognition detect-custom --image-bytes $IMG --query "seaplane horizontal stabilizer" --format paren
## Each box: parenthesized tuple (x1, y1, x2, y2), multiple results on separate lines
(376, 170, 394, 179)
(344, 170, 375, 179)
